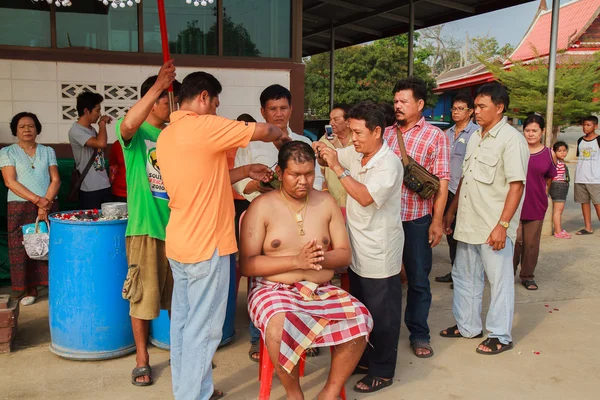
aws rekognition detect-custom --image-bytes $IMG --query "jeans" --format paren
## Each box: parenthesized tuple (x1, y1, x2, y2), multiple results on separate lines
(452, 240, 515, 344)
(349, 269, 402, 379)
(169, 249, 230, 400)
(402, 214, 433, 343)
(445, 192, 458, 265)
(249, 321, 261, 344)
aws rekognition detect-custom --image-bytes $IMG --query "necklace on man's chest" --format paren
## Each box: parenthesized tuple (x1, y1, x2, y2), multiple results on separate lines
(280, 188, 309, 236)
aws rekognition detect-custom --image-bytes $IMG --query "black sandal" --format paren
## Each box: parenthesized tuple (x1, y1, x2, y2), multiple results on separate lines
(305, 347, 320, 357)
(476, 337, 514, 355)
(410, 341, 434, 358)
(210, 389, 225, 399)
(522, 280, 538, 290)
(248, 342, 260, 363)
(131, 366, 153, 387)
(353, 375, 393, 393)
(440, 324, 483, 338)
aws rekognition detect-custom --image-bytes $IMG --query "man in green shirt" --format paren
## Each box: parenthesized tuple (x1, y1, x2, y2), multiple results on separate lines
(117, 61, 180, 387)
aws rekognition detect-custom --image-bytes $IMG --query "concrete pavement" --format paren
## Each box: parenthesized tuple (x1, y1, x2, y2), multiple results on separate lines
(2, 126, 599, 400)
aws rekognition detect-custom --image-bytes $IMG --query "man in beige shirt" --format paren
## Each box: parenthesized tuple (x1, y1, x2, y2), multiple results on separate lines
(442, 83, 529, 355)
(319, 105, 353, 208)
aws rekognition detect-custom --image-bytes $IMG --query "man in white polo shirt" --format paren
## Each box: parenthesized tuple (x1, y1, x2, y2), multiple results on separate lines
(313, 101, 403, 394)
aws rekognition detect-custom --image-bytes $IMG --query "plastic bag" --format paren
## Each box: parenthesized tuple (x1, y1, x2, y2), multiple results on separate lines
(22, 218, 50, 261)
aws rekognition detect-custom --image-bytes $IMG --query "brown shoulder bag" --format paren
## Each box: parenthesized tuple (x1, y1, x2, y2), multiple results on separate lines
(395, 127, 440, 200)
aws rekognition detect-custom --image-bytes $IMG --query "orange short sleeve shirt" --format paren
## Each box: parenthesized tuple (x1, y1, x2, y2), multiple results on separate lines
(156, 110, 255, 263)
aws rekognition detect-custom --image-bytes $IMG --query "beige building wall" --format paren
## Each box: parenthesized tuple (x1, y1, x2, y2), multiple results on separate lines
(0, 59, 290, 144)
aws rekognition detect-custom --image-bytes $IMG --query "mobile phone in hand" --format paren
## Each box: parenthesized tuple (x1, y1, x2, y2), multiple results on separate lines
(325, 125, 334, 140)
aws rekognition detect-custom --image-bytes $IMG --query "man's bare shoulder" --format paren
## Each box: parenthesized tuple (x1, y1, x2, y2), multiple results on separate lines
(311, 189, 338, 209)
(249, 190, 280, 210)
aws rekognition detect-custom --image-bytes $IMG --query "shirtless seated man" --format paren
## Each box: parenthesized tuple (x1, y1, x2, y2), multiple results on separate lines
(240, 141, 373, 400)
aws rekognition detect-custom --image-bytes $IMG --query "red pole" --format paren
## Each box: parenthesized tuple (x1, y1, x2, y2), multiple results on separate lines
(157, 0, 175, 113)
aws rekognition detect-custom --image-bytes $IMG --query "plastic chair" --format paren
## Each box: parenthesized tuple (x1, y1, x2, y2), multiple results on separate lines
(240, 210, 348, 399)
(258, 337, 346, 400)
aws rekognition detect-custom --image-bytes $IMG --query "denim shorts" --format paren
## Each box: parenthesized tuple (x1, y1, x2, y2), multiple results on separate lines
(549, 181, 569, 202)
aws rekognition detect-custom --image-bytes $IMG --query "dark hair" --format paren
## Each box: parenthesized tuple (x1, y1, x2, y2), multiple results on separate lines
(178, 71, 222, 104)
(260, 84, 292, 108)
(278, 141, 316, 171)
(475, 82, 510, 113)
(76, 91, 104, 117)
(392, 76, 427, 103)
(347, 101, 386, 135)
(523, 113, 546, 130)
(452, 92, 474, 109)
(379, 102, 396, 127)
(140, 75, 182, 99)
(236, 113, 257, 123)
(583, 115, 599, 125)
(331, 104, 350, 119)
(10, 112, 42, 136)
(553, 141, 569, 152)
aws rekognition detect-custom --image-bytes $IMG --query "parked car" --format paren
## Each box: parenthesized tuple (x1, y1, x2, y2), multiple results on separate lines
(426, 118, 452, 131)
(303, 119, 329, 141)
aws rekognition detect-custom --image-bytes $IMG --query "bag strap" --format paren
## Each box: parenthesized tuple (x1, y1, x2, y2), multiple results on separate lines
(79, 149, 99, 183)
(34, 217, 50, 234)
(395, 127, 410, 167)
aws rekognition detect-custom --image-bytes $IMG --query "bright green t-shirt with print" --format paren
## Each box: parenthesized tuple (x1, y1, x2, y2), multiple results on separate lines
(116, 119, 170, 240)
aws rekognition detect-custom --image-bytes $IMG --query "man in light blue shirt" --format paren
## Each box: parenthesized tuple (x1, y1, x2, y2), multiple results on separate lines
(436, 93, 479, 285)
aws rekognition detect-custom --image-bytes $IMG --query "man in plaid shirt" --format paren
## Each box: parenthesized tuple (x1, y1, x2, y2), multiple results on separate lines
(384, 77, 450, 358)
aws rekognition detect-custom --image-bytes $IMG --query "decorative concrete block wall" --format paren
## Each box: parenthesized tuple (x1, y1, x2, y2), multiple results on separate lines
(0, 59, 290, 145)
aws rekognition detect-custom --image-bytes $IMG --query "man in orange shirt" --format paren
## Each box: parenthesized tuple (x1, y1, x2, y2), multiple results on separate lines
(156, 72, 289, 400)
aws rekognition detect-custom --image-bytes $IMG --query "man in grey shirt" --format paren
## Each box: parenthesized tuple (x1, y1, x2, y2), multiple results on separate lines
(68, 91, 112, 210)
(436, 92, 479, 285)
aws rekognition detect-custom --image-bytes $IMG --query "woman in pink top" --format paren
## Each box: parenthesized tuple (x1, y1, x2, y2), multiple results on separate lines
(513, 114, 557, 291)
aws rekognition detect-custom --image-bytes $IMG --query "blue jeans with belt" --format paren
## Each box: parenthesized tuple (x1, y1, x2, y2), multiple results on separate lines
(402, 214, 433, 343)
(169, 249, 229, 400)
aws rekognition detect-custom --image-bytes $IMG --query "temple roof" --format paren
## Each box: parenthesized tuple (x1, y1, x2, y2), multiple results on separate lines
(509, 0, 600, 62)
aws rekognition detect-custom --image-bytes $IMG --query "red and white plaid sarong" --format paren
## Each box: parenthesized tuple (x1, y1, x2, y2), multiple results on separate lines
(248, 277, 373, 373)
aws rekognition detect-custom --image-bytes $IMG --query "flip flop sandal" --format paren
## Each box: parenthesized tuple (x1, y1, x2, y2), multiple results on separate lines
(522, 280, 538, 290)
(439, 324, 483, 338)
(249, 342, 260, 363)
(411, 341, 434, 358)
(210, 389, 225, 399)
(476, 338, 514, 355)
(305, 347, 320, 357)
(576, 229, 593, 235)
(131, 366, 153, 387)
(353, 375, 393, 393)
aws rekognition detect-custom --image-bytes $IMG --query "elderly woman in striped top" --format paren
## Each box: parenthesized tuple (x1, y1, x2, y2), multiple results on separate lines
(0, 112, 60, 305)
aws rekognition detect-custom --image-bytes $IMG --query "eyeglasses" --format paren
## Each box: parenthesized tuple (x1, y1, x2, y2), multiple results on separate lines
(451, 107, 469, 113)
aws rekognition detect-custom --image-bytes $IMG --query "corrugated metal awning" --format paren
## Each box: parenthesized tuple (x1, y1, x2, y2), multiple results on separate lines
(302, 0, 537, 56)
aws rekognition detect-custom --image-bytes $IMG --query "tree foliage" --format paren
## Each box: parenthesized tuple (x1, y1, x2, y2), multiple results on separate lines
(304, 35, 436, 119)
(420, 27, 515, 76)
(485, 52, 600, 139)
(420, 25, 462, 76)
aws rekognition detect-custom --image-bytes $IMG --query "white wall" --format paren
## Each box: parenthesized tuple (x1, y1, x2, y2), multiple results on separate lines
(0, 59, 290, 145)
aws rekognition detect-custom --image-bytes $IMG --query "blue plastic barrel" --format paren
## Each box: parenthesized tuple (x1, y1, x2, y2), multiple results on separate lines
(149, 309, 170, 350)
(48, 214, 135, 360)
(148, 253, 237, 349)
